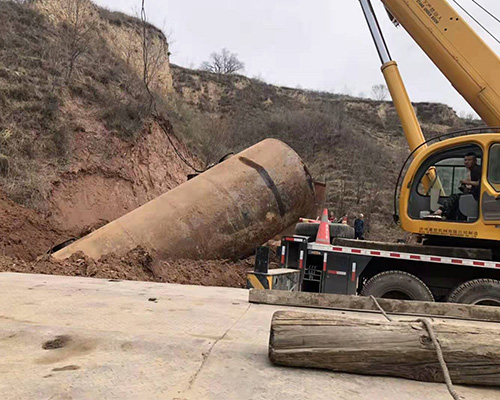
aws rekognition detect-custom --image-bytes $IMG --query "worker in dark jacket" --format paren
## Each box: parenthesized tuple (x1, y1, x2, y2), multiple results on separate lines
(432, 152, 481, 220)
(354, 213, 365, 240)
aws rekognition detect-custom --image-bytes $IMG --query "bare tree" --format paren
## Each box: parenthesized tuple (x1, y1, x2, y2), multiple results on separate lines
(59, 0, 96, 81)
(200, 48, 245, 75)
(336, 178, 348, 217)
(371, 84, 389, 101)
(458, 110, 476, 121)
(142, 31, 168, 92)
(364, 182, 383, 235)
(139, 0, 171, 115)
(191, 116, 233, 168)
(140, 1, 169, 92)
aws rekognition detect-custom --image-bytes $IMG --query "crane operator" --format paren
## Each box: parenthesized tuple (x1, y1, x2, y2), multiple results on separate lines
(432, 152, 481, 220)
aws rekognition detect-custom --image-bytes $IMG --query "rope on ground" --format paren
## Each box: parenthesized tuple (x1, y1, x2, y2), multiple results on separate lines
(369, 295, 393, 321)
(369, 296, 464, 400)
(417, 318, 463, 400)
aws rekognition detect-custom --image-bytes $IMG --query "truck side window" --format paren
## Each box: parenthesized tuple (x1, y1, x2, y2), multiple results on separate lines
(488, 143, 500, 192)
(417, 158, 470, 197)
(408, 144, 483, 221)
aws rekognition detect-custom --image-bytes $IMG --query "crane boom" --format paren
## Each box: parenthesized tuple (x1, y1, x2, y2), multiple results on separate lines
(359, 0, 427, 155)
(381, 0, 500, 125)
(360, 0, 442, 191)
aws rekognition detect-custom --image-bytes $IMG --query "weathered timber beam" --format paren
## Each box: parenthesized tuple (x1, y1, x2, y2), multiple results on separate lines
(249, 290, 500, 323)
(269, 311, 500, 386)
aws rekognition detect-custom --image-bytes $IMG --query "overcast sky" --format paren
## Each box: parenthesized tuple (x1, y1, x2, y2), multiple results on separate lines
(94, 0, 500, 116)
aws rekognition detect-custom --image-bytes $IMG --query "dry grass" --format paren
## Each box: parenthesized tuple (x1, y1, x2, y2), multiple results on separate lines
(0, 1, 158, 207)
(0, 1, 479, 242)
(0, 2, 67, 207)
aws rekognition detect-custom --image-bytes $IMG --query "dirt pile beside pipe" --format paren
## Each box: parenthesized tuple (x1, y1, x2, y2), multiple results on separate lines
(0, 248, 255, 288)
(0, 191, 69, 261)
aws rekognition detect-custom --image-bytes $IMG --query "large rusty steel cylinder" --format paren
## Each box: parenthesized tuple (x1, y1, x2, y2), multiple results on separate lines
(53, 139, 315, 261)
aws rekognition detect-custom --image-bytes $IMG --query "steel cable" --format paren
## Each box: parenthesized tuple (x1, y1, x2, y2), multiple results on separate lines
(451, 0, 500, 46)
(140, 0, 204, 173)
(469, 0, 500, 26)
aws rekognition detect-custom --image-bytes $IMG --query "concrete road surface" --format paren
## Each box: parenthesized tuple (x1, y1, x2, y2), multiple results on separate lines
(0, 272, 498, 400)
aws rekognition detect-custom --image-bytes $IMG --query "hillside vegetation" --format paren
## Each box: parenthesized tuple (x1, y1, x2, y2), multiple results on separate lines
(169, 65, 480, 239)
(1, 1, 144, 204)
(0, 0, 198, 240)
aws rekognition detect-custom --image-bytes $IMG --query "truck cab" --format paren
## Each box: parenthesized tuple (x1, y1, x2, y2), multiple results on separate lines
(399, 131, 500, 244)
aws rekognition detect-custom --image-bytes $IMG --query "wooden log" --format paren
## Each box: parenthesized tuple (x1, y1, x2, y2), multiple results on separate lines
(269, 311, 500, 386)
(250, 289, 500, 322)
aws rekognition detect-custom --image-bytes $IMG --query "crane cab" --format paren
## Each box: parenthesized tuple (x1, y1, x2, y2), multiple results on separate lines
(398, 130, 500, 244)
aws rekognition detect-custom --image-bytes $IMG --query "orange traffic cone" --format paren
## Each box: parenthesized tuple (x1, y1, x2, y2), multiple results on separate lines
(315, 208, 331, 245)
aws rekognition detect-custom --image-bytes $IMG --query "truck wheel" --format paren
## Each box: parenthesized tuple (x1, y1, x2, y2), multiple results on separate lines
(447, 279, 500, 306)
(360, 271, 434, 302)
(294, 223, 355, 240)
(330, 224, 355, 239)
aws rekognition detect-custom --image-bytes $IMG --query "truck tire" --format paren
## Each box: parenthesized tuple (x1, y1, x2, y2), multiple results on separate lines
(360, 271, 434, 302)
(447, 279, 500, 306)
(294, 222, 355, 240)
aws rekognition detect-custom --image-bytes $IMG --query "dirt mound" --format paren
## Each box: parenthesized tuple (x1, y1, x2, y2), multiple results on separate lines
(0, 248, 156, 282)
(153, 257, 254, 288)
(0, 247, 254, 288)
(0, 192, 69, 261)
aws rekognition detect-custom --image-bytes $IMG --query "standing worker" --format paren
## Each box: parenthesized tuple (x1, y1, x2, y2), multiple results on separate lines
(354, 213, 365, 240)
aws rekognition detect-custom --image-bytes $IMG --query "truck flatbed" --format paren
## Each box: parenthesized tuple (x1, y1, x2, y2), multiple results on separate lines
(277, 233, 500, 301)
(333, 238, 493, 260)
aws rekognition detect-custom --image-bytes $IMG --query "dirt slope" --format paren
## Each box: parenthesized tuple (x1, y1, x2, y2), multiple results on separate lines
(47, 117, 195, 231)
(0, 192, 68, 260)
(0, 0, 484, 271)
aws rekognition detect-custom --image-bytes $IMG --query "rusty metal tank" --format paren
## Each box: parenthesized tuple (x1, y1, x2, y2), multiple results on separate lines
(53, 139, 315, 261)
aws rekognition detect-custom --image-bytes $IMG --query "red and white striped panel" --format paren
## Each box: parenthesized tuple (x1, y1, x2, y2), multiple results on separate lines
(327, 270, 347, 276)
(284, 236, 309, 243)
(299, 218, 321, 224)
(308, 243, 500, 270)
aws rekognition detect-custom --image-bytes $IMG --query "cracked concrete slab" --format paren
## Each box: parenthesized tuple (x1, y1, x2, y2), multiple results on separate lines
(0, 272, 497, 400)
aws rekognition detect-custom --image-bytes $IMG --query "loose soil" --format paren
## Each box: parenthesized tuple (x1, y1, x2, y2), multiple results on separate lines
(0, 247, 257, 288)
(0, 192, 69, 261)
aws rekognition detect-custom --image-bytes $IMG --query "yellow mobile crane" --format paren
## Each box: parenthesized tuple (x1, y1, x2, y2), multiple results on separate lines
(360, 0, 500, 248)
(272, 0, 500, 305)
